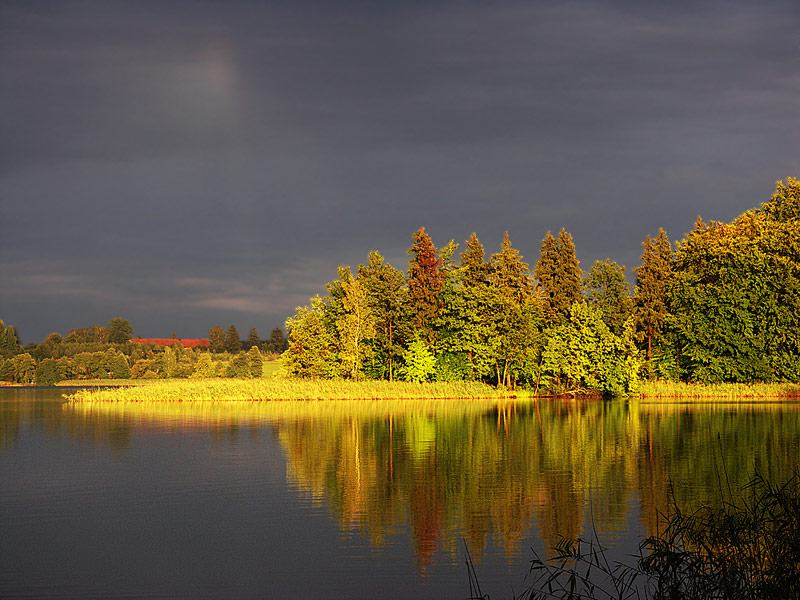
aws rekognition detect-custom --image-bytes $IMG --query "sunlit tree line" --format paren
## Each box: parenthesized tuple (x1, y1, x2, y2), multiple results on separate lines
(282, 227, 640, 394)
(283, 178, 799, 389)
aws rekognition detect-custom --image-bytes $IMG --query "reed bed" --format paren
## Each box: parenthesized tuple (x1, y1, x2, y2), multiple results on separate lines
(65, 397, 511, 429)
(638, 380, 800, 401)
(65, 378, 506, 403)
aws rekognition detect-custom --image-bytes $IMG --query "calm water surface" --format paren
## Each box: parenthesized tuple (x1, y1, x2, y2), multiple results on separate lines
(1, 387, 798, 599)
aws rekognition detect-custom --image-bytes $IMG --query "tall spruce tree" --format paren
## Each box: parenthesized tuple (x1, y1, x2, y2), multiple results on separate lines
(265, 328, 288, 354)
(459, 233, 490, 288)
(208, 325, 225, 353)
(633, 228, 672, 375)
(535, 228, 582, 324)
(407, 227, 445, 343)
(224, 325, 243, 353)
(247, 328, 261, 350)
(489, 231, 533, 301)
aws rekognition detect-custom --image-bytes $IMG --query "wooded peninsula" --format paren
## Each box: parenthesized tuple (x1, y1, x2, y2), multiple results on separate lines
(3, 178, 798, 398)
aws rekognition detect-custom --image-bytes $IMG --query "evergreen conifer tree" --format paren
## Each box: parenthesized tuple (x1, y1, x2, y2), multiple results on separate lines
(535, 228, 582, 324)
(407, 227, 445, 342)
(224, 325, 242, 353)
(633, 228, 672, 374)
(489, 231, 533, 301)
(208, 325, 225, 353)
(247, 327, 261, 350)
(266, 328, 287, 354)
(459, 233, 490, 288)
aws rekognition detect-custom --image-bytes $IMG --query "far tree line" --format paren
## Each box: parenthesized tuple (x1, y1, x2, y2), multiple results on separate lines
(0, 319, 288, 385)
(282, 178, 799, 393)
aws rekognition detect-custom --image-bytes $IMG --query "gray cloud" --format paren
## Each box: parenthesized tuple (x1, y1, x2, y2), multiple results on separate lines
(1, 0, 798, 342)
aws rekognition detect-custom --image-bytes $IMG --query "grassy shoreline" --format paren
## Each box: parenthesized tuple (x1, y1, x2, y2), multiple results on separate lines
(10, 377, 795, 402)
(637, 380, 800, 400)
(64, 378, 509, 402)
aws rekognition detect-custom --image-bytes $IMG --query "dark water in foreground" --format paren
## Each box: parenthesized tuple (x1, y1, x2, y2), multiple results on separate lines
(1, 387, 798, 599)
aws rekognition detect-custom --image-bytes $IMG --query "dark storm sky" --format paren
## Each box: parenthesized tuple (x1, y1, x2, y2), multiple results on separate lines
(1, 1, 798, 343)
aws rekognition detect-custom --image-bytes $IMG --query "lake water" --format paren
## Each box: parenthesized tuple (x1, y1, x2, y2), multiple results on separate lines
(1, 387, 798, 599)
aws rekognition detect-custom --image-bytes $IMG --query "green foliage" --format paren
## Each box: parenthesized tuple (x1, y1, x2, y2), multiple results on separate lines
(208, 325, 226, 353)
(31, 332, 63, 360)
(336, 267, 376, 379)
(103, 348, 131, 379)
(399, 335, 437, 383)
(459, 232, 490, 288)
(10, 353, 36, 384)
(224, 325, 242, 353)
(490, 231, 533, 301)
(634, 228, 673, 375)
(274, 178, 798, 389)
(153, 345, 179, 378)
(246, 346, 263, 378)
(668, 205, 800, 383)
(407, 227, 446, 342)
(107, 318, 134, 344)
(131, 358, 157, 379)
(0, 358, 13, 381)
(0, 320, 22, 358)
(760, 176, 800, 222)
(265, 328, 288, 354)
(35, 358, 66, 385)
(192, 353, 217, 378)
(225, 352, 251, 378)
(434, 352, 471, 382)
(535, 229, 582, 325)
(65, 325, 109, 344)
(357, 251, 408, 381)
(246, 327, 261, 350)
(542, 302, 640, 396)
(282, 296, 340, 378)
(583, 259, 633, 336)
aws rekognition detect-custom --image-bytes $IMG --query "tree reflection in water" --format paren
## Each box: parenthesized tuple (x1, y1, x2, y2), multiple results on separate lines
(60, 396, 800, 573)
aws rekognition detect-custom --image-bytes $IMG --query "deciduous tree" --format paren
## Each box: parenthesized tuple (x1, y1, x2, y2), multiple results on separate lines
(668, 190, 800, 382)
(107, 318, 134, 344)
(0, 320, 22, 358)
(282, 296, 339, 378)
(336, 267, 376, 379)
(357, 251, 408, 380)
(399, 335, 437, 383)
(583, 259, 633, 336)
(542, 302, 639, 396)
